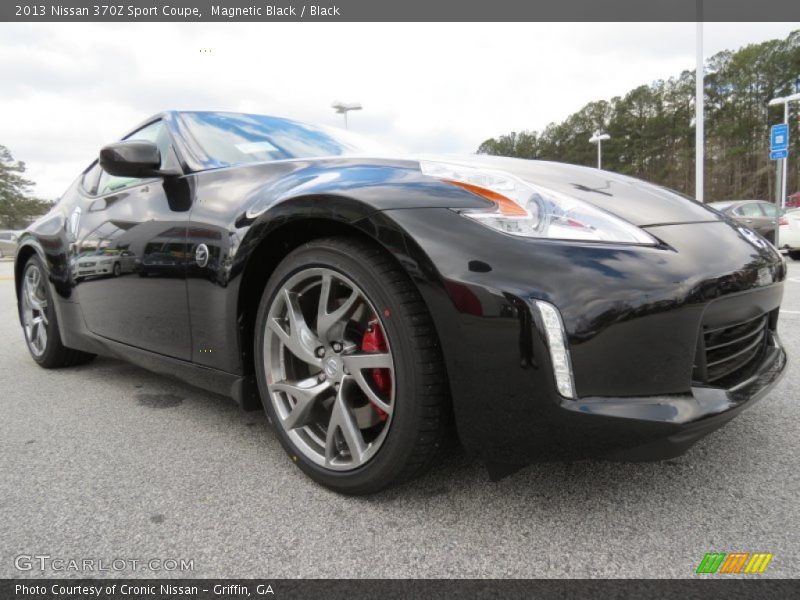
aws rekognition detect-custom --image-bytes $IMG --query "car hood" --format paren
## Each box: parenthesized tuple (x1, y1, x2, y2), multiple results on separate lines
(415, 154, 722, 227)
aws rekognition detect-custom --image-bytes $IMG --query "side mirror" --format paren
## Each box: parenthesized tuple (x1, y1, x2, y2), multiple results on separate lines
(99, 140, 162, 178)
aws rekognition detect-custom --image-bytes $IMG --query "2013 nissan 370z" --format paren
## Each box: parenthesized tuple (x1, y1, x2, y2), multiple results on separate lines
(15, 111, 788, 494)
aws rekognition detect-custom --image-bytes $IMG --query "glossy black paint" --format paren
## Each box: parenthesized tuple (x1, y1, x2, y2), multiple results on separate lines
(15, 111, 787, 465)
(99, 140, 163, 178)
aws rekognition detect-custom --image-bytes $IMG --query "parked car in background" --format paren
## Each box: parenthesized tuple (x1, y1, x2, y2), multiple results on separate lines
(779, 208, 800, 260)
(0, 230, 22, 258)
(708, 200, 783, 243)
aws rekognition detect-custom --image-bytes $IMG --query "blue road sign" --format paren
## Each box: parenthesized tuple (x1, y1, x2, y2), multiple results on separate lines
(770, 149, 788, 160)
(771, 123, 789, 151)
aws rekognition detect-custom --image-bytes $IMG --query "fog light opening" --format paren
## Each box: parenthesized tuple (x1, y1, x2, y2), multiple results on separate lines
(535, 300, 576, 399)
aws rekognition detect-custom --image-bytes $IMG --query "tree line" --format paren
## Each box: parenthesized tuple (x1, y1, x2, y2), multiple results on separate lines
(478, 30, 800, 202)
(0, 145, 52, 230)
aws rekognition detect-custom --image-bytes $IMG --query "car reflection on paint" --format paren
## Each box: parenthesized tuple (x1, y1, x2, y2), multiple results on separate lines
(137, 241, 189, 277)
(72, 248, 136, 280)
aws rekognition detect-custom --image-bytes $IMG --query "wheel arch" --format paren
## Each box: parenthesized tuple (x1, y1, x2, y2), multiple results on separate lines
(234, 209, 456, 389)
(237, 216, 397, 376)
(14, 241, 42, 301)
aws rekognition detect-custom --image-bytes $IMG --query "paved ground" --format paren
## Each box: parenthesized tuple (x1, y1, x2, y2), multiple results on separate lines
(1, 258, 799, 579)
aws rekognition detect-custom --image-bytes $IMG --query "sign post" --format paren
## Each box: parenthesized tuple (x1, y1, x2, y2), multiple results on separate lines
(770, 123, 789, 247)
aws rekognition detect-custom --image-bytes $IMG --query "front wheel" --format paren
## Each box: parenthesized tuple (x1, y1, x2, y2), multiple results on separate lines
(19, 255, 96, 368)
(254, 237, 450, 494)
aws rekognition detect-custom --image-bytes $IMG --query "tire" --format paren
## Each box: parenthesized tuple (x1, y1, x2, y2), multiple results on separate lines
(789, 250, 800, 261)
(19, 255, 96, 368)
(113, 262, 121, 277)
(254, 237, 450, 494)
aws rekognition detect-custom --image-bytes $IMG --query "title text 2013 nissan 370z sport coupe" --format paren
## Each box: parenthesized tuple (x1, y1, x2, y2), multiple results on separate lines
(15, 112, 788, 494)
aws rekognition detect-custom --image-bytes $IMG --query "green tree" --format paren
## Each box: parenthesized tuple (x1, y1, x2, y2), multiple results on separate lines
(478, 29, 800, 202)
(0, 144, 51, 229)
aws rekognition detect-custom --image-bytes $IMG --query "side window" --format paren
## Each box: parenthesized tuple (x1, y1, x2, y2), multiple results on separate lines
(96, 120, 175, 196)
(735, 203, 763, 217)
(81, 163, 102, 195)
(760, 203, 779, 218)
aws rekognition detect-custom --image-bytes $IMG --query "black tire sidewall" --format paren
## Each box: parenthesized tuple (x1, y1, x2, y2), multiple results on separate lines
(254, 241, 426, 494)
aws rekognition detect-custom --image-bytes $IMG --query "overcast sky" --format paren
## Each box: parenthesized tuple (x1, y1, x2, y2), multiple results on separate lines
(0, 22, 797, 198)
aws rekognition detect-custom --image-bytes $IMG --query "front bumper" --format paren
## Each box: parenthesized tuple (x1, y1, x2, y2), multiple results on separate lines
(368, 208, 788, 464)
(560, 330, 786, 461)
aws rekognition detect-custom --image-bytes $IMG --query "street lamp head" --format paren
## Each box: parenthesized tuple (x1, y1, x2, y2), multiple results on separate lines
(589, 131, 610, 143)
(769, 92, 800, 106)
(332, 101, 363, 114)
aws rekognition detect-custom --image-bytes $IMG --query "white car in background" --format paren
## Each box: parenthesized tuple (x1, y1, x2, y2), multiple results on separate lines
(0, 230, 22, 258)
(780, 209, 800, 261)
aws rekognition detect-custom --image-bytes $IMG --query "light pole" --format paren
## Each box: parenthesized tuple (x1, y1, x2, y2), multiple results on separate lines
(696, 18, 704, 202)
(331, 101, 362, 129)
(589, 130, 610, 170)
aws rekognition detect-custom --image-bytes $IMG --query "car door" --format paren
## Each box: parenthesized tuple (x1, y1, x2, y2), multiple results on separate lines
(70, 119, 193, 359)
(759, 202, 781, 241)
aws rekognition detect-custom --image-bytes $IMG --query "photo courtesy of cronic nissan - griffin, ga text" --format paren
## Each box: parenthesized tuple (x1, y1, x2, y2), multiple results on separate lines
(15, 111, 787, 494)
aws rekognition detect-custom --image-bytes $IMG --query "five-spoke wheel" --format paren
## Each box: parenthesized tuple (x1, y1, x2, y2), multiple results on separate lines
(21, 261, 49, 357)
(18, 255, 96, 368)
(254, 237, 450, 494)
(264, 267, 395, 470)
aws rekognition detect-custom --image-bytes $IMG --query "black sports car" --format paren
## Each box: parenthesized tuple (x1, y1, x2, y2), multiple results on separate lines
(15, 111, 787, 494)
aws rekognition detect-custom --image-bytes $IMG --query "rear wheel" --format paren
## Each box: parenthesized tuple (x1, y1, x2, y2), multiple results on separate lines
(789, 250, 800, 261)
(20, 255, 96, 368)
(254, 237, 450, 494)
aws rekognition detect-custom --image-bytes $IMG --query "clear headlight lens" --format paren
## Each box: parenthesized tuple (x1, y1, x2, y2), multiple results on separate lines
(420, 161, 656, 245)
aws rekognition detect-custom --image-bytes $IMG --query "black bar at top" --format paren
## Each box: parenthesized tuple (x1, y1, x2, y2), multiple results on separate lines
(1, 0, 800, 23)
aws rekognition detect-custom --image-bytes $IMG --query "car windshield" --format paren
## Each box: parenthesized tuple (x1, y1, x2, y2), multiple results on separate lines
(178, 111, 388, 168)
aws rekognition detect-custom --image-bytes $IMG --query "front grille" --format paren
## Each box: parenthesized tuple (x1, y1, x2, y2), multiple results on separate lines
(693, 313, 770, 388)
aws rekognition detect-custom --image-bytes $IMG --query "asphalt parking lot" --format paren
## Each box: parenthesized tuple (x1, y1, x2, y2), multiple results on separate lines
(1, 258, 799, 579)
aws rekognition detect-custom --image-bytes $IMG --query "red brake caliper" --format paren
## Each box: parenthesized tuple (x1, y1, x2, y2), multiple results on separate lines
(361, 319, 391, 422)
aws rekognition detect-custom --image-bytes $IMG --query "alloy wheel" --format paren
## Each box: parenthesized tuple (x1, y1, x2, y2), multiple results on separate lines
(263, 267, 395, 471)
(21, 263, 49, 356)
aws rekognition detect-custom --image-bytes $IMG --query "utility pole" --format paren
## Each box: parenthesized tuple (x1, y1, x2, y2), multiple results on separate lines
(696, 13, 704, 202)
(589, 130, 610, 170)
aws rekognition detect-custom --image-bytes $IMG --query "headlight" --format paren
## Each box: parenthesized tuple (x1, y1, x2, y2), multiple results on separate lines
(420, 160, 656, 245)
